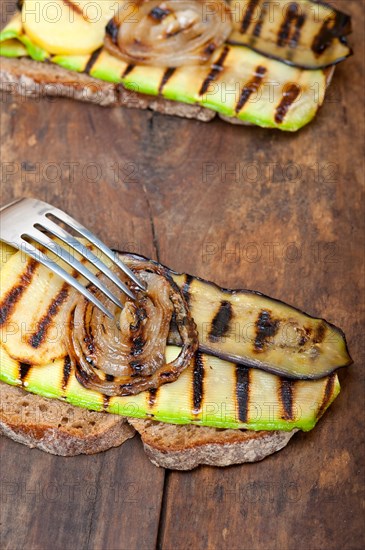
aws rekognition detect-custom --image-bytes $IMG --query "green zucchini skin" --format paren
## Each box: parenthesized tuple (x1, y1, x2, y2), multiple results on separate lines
(0, 344, 340, 432)
(1, 12, 332, 131)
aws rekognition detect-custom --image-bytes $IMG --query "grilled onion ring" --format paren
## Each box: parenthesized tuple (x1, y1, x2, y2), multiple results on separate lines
(105, 0, 232, 67)
(68, 258, 198, 396)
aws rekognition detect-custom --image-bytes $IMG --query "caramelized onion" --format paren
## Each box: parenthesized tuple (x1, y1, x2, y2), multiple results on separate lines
(68, 258, 198, 396)
(105, 0, 232, 67)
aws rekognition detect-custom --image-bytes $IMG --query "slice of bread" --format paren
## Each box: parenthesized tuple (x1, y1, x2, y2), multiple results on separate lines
(129, 418, 297, 470)
(0, 56, 215, 121)
(0, 382, 135, 456)
(0, 381, 296, 467)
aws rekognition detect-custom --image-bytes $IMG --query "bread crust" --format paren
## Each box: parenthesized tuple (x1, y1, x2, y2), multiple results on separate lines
(0, 383, 135, 456)
(129, 419, 297, 470)
(0, 56, 216, 121)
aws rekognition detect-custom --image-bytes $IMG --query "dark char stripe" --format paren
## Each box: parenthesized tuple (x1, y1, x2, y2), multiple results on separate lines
(0, 259, 37, 326)
(19, 362, 31, 384)
(240, 0, 260, 33)
(103, 395, 110, 411)
(209, 300, 233, 343)
(313, 322, 326, 344)
(290, 13, 306, 48)
(317, 374, 336, 418)
(181, 274, 194, 306)
(199, 46, 230, 96)
(193, 352, 204, 413)
(252, 0, 268, 38)
(159, 68, 176, 94)
(235, 65, 266, 113)
(312, 11, 352, 57)
(149, 388, 158, 407)
(236, 365, 250, 423)
(275, 83, 300, 124)
(106, 17, 119, 42)
(123, 64, 135, 78)
(254, 310, 279, 351)
(84, 47, 102, 75)
(62, 356, 72, 391)
(280, 378, 294, 420)
(28, 284, 69, 349)
(277, 3, 306, 48)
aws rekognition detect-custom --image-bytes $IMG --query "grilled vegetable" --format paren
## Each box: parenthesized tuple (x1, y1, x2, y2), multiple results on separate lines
(168, 269, 352, 380)
(228, 0, 352, 69)
(105, 0, 232, 67)
(0, 343, 340, 432)
(0, 13, 331, 131)
(0, 243, 346, 431)
(0, 246, 351, 381)
(70, 260, 198, 396)
(22, 0, 125, 55)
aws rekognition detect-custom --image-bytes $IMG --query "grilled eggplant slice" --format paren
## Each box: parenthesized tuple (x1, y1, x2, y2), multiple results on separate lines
(0, 12, 336, 130)
(0, 343, 340, 432)
(228, 0, 352, 69)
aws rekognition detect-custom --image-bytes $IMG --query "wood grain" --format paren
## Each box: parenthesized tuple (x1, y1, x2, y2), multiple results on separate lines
(0, 0, 364, 549)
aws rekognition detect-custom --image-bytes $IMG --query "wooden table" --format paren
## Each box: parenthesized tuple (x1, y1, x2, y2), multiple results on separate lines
(1, 1, 364, 548)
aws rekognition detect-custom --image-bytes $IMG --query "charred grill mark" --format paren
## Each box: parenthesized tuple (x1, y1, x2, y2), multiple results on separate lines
(0, 259, 37, 326)
(209, 300, 233, 343)
(181, 274, 194, 306)
(275, 83, 300, 124)
(106, 17, 119, 42)
(252, 1, 268, 38)
(277, 3, 306, 48)
(280, 378, 294, 420)
(28, 284, 69, 349)
(149, 387, 158, 407)
(312, 12, 352, 57)
(106, 374, 115, 382)
(62, 0, 90, 22)
(84, 47, 102, 75)
(122, 64, 135, 78)
(236, 365, 250, 423)
(199, 46, 230, 96)
(290, 14, 306, 48)
(235, 65, 266, 113)
(313, 322, 326, 344)
(103, 395, 110, 411)
(317, 374, 336, 418)
(62, 356, 72, 391)
(192, 352, 204, 413)
(254, 310, 279, 352)
(240, 0, 260, 33)
(19, 362, 31, 384)
(158, 68, 176, 94)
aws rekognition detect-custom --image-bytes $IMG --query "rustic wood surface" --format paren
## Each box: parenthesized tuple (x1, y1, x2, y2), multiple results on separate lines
(0, 1, 364, 549)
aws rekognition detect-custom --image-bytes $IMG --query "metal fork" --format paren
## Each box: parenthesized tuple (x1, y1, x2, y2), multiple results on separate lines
(0, 198, 146, 319)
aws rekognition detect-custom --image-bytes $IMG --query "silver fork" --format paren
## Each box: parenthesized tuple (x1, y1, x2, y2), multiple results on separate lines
(0, 198, 146, 319)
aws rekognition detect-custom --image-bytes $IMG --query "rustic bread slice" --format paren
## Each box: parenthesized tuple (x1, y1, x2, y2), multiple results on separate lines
(0, 56, 215, 121)
(129, 418, 297, 470)
(0, 382, 135, 456)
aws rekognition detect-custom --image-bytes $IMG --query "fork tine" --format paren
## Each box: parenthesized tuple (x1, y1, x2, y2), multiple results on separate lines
(38, 216, 138, 300)
(19, 241, 114, 320)
(24, 228, 127, 310)
(47, 208, 147, 291)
